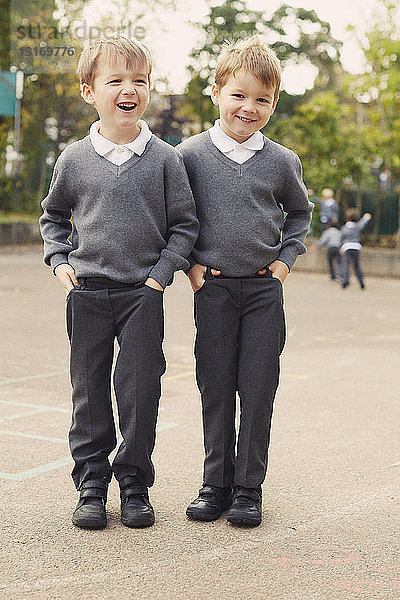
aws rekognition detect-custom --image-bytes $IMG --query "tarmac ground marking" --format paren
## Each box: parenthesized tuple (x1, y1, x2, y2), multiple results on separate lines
(0, 399, 70, 413)
(164, 370, 194, 382)
(0, 457, 73, 481)
(0, 370, 69, 386)
(0, 430, 67, 444)
(0, 362, 187, 482)
(0, 420, 176, 481)
(0, 408, 49, 423)
(0, 363, 194, 387)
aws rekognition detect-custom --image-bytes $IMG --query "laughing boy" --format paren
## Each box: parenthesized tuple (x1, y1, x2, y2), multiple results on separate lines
(40, 37, 198, 530)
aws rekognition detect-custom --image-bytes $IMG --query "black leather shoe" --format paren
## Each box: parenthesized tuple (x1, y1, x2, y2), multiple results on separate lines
(226, 487, 262, 527)
(186, 485, 232, 521)
(120, 476, 155, 528)
(72, 479, 108, 529)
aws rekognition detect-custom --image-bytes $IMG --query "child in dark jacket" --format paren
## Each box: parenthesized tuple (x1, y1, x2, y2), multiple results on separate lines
(339, 208, 371, 289)
(311, 220, 341, 280)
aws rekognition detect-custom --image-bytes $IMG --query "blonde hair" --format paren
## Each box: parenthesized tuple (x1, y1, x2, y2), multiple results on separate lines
(214, 36, 281, 99)
(77, 37, 152, 87)
(322, 188, 334, 198)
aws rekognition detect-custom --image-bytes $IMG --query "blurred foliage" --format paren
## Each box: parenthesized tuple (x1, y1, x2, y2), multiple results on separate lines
(346, 0, 400, 178)
(181, 0, 344, 130)
(0, 0, 10, 71)
(267, 91, 372, 191)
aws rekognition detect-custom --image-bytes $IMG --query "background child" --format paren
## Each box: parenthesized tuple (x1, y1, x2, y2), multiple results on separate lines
(340, 208, 371, 289)
(311, 220, 341, 280)
(177, 36, 313, 527)
(309, 188, 338, 231)
(40, 37, 198, 530)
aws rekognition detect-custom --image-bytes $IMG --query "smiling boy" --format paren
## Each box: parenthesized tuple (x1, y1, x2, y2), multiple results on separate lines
(39, 37, 198, 530)
(177, 37, 313, 527)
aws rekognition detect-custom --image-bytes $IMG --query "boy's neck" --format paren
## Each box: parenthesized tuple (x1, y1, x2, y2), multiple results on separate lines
(98, 121, 142, 145)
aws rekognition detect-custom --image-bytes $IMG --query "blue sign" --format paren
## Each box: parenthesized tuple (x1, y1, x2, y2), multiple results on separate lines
(0, 72, 17, 116)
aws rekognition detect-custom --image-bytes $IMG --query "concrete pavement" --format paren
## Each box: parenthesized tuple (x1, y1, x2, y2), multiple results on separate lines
(0, 245, 399, 600)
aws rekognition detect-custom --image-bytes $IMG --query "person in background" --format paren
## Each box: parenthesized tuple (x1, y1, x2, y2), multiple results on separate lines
(339, 208, 371, 289)
(310, 220, 341, 280)
(308, 188, 338, 231)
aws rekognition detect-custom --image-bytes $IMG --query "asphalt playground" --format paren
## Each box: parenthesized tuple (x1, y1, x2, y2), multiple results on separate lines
(0, 245, 399, 600)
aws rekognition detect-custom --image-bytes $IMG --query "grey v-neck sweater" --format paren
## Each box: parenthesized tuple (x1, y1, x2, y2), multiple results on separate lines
(40, 135, 199, 288)
(177, 131, 313, 274)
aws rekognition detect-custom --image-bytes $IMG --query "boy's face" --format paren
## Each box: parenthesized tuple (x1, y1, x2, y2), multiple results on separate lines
(82, 54, 150, 143)
(211, 70, 278, 143)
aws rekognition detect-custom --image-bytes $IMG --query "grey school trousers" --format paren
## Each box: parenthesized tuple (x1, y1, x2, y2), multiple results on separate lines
(66, 278, 166, 490)
(194, 268, 286, 490)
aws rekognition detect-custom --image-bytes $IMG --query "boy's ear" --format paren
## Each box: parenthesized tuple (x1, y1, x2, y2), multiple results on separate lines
(81, 83, 95, 105)
(210, 83, 220, 106)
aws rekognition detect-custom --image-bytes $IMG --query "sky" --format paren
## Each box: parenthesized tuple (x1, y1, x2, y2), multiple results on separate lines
(81, 0, 400, 94)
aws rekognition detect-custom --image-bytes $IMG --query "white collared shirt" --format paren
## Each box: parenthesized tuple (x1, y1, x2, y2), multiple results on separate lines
(89, 119, 152, 165)
(208, 119, 264, 164)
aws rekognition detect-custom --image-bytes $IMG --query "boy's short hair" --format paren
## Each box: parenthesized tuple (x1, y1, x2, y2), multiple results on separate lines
(345, 207, 360, 222)
(322, 188, 334, 198)
(214, 35, 281, 99)
(327, 219, 338, 228)
(77, 37, 152, 87)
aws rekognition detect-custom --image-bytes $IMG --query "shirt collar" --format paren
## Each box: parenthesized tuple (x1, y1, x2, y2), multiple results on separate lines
(89, 119, 152, 157)
(209, 119, 265, 153)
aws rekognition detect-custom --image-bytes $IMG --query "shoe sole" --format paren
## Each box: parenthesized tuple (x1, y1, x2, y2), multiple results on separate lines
(226, 513, 261, 527)
(121, 515, 155, 528)
(185, 508, 222, 522)
(186, 498, 232, 522)
(72, 517, 107, 530)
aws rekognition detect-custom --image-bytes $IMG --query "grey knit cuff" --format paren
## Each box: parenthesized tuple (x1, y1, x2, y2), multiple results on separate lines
(50, 253, 70, 275)
(277, 244, 305, 271)
(149, 255, 189, 289)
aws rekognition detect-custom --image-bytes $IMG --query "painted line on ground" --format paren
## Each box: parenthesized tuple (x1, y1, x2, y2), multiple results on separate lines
(0, 430, 67, 443)
(0, 457, 73, 481)
(0, 408, 48, 423)
(0, 399, 70, 413)
(0, 421, 176, 481)
(0, 370, 68, 386)
(0, 364, 194, 386)
(164, 370, 194, 382)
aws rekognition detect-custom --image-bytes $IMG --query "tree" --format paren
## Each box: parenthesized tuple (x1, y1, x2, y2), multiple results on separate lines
(268, 90, 370, 194)
(347, 0, 400, 178)
(182, 0, 344, 130)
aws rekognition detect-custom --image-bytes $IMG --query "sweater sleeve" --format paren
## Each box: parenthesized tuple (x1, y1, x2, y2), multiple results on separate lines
(277, 153, 314, 270)
(357, 214, 371, 232)
(148, 152, 199, 288)
(316, 229, 329, 248)
(39, 155, 74, 273)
